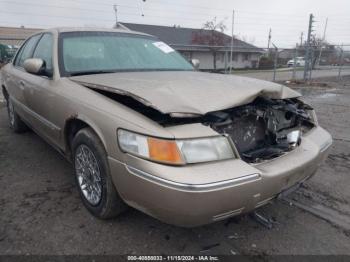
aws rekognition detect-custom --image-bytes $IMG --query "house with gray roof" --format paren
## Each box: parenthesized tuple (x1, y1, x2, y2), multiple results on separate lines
(121, 22, 264, 71)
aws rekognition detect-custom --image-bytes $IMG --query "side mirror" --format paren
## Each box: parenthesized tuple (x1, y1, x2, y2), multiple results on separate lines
(191, 59, 200, 70)
(23, 58, 52, 77)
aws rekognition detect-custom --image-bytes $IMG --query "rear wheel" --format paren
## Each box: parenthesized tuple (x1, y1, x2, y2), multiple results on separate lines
(72, 127, 127, 219)
(7, 98, 28, 133)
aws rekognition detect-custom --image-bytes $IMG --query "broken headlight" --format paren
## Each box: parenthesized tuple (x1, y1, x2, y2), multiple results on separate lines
(118, 129, 235, 165)
(308, 109, 318, 125)
(177, 137, 235, 164)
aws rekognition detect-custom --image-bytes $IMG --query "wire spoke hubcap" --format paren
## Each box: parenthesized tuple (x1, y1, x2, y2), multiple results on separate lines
(8, 100, 15, 127)
(75, 144, 102, 205)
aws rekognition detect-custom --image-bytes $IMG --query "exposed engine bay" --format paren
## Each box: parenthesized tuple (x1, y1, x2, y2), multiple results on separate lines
(205, 97, 315, 163)
(90, 88, 316, 163)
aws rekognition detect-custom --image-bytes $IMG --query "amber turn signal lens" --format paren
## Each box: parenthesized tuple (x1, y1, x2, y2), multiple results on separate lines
(147, 137, 184, 164)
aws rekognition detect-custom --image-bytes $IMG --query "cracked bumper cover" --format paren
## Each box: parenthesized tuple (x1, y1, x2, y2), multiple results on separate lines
(108, 126, 332, 227)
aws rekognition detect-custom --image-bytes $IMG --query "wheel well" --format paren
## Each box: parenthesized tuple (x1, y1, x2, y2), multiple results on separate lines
(2, 85, 9, 101)
(64, 118, 89, 158)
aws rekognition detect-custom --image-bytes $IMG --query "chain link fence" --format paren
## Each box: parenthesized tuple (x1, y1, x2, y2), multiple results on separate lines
(247, 44, 350, 83)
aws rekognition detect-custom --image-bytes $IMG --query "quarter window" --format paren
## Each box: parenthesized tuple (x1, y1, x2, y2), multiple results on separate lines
(15, 34, 42, 68)
(33, 34, 53, 71)
(13, 44, 25, 65)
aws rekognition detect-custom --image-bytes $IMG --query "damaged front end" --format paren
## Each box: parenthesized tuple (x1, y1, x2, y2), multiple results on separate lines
(204, 97, 316, 163)
(136, 96, 316, 164)
(76, 81, 316, 164)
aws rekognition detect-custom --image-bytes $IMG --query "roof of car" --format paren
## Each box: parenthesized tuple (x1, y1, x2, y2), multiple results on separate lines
(42, 27, 152, 37)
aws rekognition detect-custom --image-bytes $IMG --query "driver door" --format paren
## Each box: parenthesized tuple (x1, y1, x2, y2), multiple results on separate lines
(21, 33, 61, 146)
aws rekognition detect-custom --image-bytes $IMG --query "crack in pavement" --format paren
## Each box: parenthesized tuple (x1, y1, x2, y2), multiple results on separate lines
(281, 197, 350, 232)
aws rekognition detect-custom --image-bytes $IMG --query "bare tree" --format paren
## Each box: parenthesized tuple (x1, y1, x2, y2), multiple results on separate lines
(191, 17, 229, 70)
(237, 35, 256, 45)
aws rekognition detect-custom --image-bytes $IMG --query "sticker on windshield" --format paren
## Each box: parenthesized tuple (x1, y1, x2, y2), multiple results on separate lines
(152, 41, 175, 54)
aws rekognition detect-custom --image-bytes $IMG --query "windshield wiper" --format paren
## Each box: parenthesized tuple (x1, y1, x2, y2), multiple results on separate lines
(69, 70, 117, 76)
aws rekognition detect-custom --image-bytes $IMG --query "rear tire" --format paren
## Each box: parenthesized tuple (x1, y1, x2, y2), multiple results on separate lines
(7, 98, 28, 133)
(72, 127, 127, 219)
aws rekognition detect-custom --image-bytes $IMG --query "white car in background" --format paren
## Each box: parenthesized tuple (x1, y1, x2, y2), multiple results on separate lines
(287, 57, 305, 67)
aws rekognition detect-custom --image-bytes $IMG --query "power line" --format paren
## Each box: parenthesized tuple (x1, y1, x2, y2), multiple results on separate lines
(2, 0, 350, 27)
(0, 0, 331, 18)
(0, 0, 112, 14)
(0, 10, 325, 28)
(1, 1, 349, 47)
(0, 0, 310, 22)
(2, 1, 349, 26)
(0, 10, 114, 22)
(3, 9, 344, 30)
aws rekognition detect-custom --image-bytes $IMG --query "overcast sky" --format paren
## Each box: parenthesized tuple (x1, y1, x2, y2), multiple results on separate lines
(1, 0, 350, 48)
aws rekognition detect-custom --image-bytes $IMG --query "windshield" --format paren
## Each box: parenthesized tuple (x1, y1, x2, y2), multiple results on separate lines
(58, 31, 193, 76)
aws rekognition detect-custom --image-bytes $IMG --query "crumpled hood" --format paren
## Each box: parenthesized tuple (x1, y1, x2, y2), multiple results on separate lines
(70, 71, 300, 115)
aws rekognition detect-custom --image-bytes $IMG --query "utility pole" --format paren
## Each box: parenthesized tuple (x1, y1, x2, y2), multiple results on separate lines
(303, 14, 314, 82)
(300, 32, 304, 46)
(113, 4, 118, 28)
(309, 47, 314, 80)
(267, 28, 272, 55)
(317, 17, 328, 67)
(141, 0, 147, 16)
(272, 43, 278, 82)
(229, 9, 235, 74)
(338, 44, 344, 82)
(292, 43, 298, 81)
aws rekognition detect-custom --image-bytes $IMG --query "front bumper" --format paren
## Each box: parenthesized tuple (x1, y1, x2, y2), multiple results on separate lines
(109, 126, 332, 227)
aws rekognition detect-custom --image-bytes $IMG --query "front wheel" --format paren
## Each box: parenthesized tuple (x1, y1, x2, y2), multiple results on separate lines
(7, 98, 28, 133)
(72, 127, 127, 219)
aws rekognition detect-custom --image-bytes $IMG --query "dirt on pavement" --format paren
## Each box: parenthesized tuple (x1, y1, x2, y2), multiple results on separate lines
(0, 76, 350, 255)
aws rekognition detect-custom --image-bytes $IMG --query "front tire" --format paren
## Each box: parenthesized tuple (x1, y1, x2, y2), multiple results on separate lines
(72, 127, 127, 219)
(7, 98, 28, 133)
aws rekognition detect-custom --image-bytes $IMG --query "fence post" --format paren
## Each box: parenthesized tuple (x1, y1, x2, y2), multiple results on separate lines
(273, 44, 278, 82)
(338, 44, 344, 82)
(292, 44, 297, 81)
(309, 48, 314, 80)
